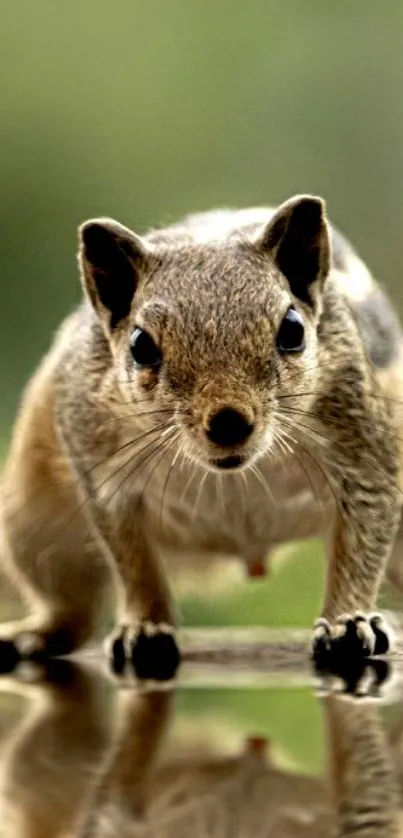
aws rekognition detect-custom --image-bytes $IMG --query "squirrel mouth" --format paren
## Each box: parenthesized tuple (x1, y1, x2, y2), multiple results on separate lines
(210, 454, 245, 470)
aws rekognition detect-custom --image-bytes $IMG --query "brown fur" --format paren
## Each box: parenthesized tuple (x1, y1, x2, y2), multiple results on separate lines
(0, 194, 402, 658)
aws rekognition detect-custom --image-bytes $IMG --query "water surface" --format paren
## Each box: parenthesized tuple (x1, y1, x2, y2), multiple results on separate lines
(0, 653, 401, 836)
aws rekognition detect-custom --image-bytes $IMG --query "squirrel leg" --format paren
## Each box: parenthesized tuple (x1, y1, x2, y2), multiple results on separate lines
(312, 502, 400, 665)
(103, 515, 180, 679)
(312, 506, 400, 663)
(385, 516, 403, 594)
(311, 424, 402, 664)
(0, 478, 111, 665)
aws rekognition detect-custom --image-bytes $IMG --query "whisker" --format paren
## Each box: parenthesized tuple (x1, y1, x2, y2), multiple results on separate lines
(177, 447, 188, 474)
(8, 422, 170, 554)
(280, 408, 403, 512)
(103, 408, 174, 425)
(217, 471, 226, 515)
(275, 421, 326, 528)
(62, 425, 174, 536)
(191, 469, 210, 524)
(272, 426, 291, 464)
(277, 388, 403, 410)
(105, 427, 177, 511)
(277, 358, 342, 384)
(279, 414, 341, 514)
(248, 462, 276, 507)
(178, 457, 198, 508)
(158, 434, 182, 531)
(85, 421, 171, 478)
(273, 426, 293, 457)
(271, 357, 366, 393)
(278, 408, 400, 493)
(136, 431, 181, 519)
(88, 433, 168, 512)
(274, 403, 403, 448)
(238, 468, 248, 521)
(3, 420, 171, 548)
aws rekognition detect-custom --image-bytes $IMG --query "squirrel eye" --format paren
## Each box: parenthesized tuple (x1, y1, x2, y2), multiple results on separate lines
(130, 328, 162, 368)
(276, 307, 305, 353)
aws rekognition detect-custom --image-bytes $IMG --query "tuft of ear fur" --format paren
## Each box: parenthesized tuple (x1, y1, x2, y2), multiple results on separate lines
(259, 195, 331, 306)
(78, 218, 148, 329)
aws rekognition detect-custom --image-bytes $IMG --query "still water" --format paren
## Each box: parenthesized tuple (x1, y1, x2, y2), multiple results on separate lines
(0, 655, 401, 836)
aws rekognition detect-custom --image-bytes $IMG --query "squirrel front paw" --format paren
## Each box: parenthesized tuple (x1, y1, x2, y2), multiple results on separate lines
(311, 612, 393, 666)
(106, 622, 181, 680)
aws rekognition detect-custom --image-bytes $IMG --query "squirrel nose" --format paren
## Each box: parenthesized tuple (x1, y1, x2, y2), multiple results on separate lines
(206, 407, 254, 448)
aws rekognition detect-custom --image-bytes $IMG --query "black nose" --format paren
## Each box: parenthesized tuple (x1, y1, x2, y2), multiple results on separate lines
(206, 407, 254, 448)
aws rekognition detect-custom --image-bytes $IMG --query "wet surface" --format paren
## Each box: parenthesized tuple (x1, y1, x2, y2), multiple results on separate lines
(0, 643, 403, 837)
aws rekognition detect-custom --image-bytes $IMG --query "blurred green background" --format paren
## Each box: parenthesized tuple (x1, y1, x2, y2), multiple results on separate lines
(1, 1, 403, 627)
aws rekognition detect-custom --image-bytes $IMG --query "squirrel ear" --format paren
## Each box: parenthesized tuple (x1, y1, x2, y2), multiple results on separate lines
(78, 218, 148, 329)
(259, 195, 331, 306)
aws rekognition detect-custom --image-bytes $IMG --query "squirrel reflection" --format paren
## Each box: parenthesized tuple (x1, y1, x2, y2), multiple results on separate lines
(0, 662, 111, 837)
(324, 688, 400, 837)
(0, 661, 400, 837)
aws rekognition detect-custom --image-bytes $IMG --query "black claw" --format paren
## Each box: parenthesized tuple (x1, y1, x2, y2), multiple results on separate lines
(314, 657, 393, 697)
(338, 658, 368, 695)
(311, 620, 331, 667)
(311, 641, 330, 670)
(0, 639, 21, 674)
(131, 630, 181, 681)
(111, 636, 126, 675)
(312, 649, 362, 683)
(369, 659, 391, 692)
(37, 659, 80, 685)
(332, 619, 370, 660)
(370, 618, 390, 655)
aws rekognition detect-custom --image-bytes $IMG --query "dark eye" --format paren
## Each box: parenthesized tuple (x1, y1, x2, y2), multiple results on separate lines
(130, 328, 162, 368)
(276, 307, 305, 353)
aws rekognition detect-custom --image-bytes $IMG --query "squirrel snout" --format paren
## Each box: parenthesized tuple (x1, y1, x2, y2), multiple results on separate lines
(205, 407, 254, 448)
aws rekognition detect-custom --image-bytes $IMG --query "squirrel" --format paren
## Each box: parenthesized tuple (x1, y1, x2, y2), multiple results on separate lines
(0, 193, 403, 675)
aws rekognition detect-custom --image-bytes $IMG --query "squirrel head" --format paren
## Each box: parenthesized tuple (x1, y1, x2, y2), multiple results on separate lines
(78, 195, 331, 472)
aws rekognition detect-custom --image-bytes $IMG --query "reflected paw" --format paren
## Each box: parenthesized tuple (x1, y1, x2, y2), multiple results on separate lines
(0, 628, 68, 674)
(311, 612, 393, 665)
(315, 658, 392, 698)
(107, 622, 181, 680)
(0, 639, 21, 674)
(0, 629, 49, 674)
